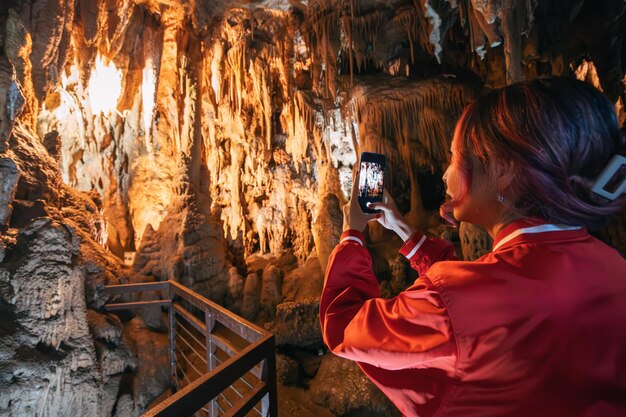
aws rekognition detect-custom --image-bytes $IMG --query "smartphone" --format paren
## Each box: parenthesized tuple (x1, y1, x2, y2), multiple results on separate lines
(357, 152, 387, 214)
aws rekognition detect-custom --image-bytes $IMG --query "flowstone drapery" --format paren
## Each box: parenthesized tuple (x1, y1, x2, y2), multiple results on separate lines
(1, 0, 624, 416)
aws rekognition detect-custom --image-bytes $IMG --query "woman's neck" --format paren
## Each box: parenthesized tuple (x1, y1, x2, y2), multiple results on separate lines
(484, 211, 524, 240)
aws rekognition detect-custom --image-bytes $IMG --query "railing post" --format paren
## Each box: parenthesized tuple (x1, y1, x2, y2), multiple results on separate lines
(261, 336, 278, 417)
(168, 281, 177, 390)
(205, 308, 217, 417)
(105, 280, 277, 417)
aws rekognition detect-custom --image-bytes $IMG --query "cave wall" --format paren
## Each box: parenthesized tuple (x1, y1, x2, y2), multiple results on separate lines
(3, 0, 624, 269)
(1, 0, 625, 416)
(0, 123, 169, 415)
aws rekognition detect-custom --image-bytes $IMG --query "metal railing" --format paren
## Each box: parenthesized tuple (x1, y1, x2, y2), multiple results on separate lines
(103, 280, 277, 417)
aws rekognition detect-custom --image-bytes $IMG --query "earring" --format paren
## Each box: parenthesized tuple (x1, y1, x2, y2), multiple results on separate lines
(497, 192, 504, 204)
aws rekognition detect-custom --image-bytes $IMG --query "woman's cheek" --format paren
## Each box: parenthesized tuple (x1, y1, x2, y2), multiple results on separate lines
(445, 170, 461, 198)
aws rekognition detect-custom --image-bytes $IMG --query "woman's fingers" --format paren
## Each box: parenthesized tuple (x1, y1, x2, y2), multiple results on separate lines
(367, 201, 392, 213)
(342, 168, 380, 231)
(364, 212, 379, 222)
(366, 202, 384, 211)
(351, 167, 360, 200)
(382, 190, 398, 208)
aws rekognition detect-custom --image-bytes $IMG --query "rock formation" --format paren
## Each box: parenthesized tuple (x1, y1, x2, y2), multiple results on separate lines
(1, 0, 624, 416)
(0, 118, 171, 416)
(309, 354, 399, 417)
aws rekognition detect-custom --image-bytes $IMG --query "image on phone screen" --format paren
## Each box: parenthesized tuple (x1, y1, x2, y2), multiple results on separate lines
(359, 161, 384, 199)
(357, 152, 386, 214)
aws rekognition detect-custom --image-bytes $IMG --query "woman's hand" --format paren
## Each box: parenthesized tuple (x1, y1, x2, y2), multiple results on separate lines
(343, 172, 378, 232)
(368, 191, 416, 242)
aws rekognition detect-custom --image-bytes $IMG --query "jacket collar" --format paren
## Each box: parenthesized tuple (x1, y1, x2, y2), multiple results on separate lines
(492, 218, 585, 252)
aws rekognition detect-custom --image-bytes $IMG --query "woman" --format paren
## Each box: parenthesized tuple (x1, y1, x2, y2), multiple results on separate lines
(320, 77, 626, 417)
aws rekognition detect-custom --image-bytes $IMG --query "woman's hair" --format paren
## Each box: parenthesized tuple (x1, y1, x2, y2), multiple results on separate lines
(441, 77, 626, 229)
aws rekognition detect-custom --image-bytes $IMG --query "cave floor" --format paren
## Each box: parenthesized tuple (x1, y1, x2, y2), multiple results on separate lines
(277, 383, 336, 417)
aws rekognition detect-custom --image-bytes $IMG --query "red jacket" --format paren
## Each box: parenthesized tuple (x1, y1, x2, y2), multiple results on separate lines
(320, 219, 626, 417)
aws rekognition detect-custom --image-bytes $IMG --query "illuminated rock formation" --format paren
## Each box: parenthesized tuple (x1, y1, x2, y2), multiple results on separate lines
(0, 0, 624, 416)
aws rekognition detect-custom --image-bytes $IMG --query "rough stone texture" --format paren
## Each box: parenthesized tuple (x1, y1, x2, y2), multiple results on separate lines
(224, 266, 244, 312)
(137, 290, 166, 331)
(459, 221, 493, 261)
(90, 311, 136, 417)
(4, 122, 121, 304)
(1, 0, 625, 416)
(5, 219, 82, 346)
(241, 270, 262, 321)
(596, 211, 626, 256)
(260, 264, 284, 319)
(9, 198, 49, 229)
(312, 193, 343, 273)
(0, 230, 15, 263)
(282, 252, 324, 303)
(276, 353, 301, 386)
(133, 193, 229, 303)
(380, 255, 413, 299)
(277, 385, 336, 417)
(75, 226, 124, 310)
(87, 310, 123, 346)
(115, 317, 171, 416)
(8, 124, 62, 208)
(293, 348, 324, 379)
(0, 55, 25, 152)
(309, 354, 400, 417)
(240, 249, 317, 323)
(268, 297, 322, 347)
(0, 219, 102, 417)
(0, 157, 19, 225)
(0, 117, 163, 416)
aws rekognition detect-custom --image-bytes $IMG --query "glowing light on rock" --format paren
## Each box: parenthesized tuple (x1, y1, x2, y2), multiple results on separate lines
(88, 55, 122, 115)
(574, 60, 603, 92)
(61, 64, 79, 89)
(324, 109, 357, 198)
(142, 58, 156, 143)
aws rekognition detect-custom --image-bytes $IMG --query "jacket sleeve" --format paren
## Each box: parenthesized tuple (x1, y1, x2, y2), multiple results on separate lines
(399, 231, 458, 275)
(319, 230, 457, 372)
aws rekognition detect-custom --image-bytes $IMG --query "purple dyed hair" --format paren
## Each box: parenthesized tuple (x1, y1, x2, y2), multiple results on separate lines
(441, 77, 626, 229)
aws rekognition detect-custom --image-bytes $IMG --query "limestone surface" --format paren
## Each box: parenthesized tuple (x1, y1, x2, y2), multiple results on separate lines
(309, 354, 400, 417)
(0, 0, 624, 416)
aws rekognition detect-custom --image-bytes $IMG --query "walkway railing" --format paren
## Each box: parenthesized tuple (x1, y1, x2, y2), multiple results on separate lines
(103, 280, 277, 417)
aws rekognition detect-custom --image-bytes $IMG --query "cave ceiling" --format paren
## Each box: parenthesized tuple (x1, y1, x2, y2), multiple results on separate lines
(0, 0, 625, 415)
(1, 0, 625, 268)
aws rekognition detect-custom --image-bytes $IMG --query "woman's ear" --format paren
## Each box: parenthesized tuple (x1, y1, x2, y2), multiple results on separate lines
(493, 159, 516, 192)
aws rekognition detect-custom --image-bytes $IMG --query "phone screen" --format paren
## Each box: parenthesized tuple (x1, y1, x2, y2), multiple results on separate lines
(359, 161, 385, 199)
(358, 153, 386, 214)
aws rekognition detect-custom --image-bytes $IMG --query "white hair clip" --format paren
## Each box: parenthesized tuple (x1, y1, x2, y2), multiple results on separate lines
(591, 155, 626, 201)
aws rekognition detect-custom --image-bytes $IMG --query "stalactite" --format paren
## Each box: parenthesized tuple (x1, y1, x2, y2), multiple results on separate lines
(305, 0, 340, 98)
(3, 1, 624, 417)
(410, 0, 434, 59)
(295, 90, 321, 137)
(352, 10, 386, 47)
(390, 7, 418, 65)
(351, 76, 477, 172)
(106, 0, 139, 58)
(225, 41, 246, 115)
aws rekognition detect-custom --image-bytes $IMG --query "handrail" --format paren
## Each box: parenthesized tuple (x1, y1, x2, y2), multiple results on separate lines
(169, 281, 265, 343)
(104, 281, 169, 294)
(103, 280, 278, 417)
(145, 335, 275, 417)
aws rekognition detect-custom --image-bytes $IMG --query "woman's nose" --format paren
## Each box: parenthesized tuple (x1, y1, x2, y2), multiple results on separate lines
(442, 166, 450, 184)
